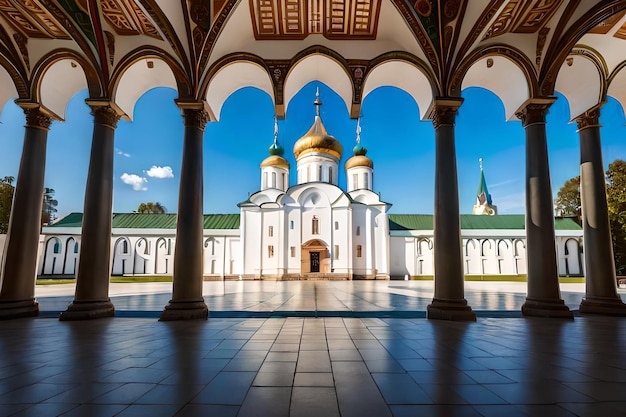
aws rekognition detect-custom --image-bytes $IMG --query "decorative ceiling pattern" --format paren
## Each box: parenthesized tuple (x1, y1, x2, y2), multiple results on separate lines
(249, 0, 381, 40)
(483, 0, 564, 40)
(0, 0, 69, 39)
(75, 0, 161, 39)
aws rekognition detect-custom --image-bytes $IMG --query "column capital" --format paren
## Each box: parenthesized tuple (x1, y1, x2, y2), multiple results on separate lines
(14, 102, 54, 130)
(515, 97, 556, 127)
(427, 97, 464, 129)
(175, 100, 212, 131)
(85, 99, 128, 129)
(574, 105, 603, 132)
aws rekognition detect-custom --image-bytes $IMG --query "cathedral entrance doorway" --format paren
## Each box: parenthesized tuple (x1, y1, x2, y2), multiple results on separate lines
(310, 252, 320, 272)
(301, 239, 330, 276)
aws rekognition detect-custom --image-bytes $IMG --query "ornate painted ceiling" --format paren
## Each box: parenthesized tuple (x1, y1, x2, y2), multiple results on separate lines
(0, 0, 624, 121)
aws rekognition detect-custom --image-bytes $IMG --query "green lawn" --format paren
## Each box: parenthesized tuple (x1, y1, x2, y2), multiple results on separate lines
(36, 276, 173, 285)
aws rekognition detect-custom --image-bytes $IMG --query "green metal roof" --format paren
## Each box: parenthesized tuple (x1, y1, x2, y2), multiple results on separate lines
(50, 213, 240, 230)
(51, 212, 579, 232)
(389, 214, 581, 231)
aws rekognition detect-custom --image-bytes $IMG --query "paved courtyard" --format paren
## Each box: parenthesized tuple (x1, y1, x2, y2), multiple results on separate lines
(0, 282, 624, 416)
(34, 281, 614, 317)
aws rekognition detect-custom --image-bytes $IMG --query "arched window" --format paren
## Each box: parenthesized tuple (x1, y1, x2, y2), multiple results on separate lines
(122, 240, 129, 254)
(290, 220, 294, 230)
(74, 242, 79, 254)
(356, 226, 360, 236)
(356, 245, 362, 258)
(312, 216, 319, 234)
(53, 240, 61, 254)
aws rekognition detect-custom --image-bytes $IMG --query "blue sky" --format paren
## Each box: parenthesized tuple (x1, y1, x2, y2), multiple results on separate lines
(0, 82, 625, 219)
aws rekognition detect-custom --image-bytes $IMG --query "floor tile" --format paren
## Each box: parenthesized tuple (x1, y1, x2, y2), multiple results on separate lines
(237, 387, 291, 417)
(291, 387, 340, 417)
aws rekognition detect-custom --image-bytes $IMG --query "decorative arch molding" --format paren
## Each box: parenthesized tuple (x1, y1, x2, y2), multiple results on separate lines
(29, 49, 102, 120)
(0, 54, 28, 103)
(540, 1, 626, 97)
(201, 53, 274, 121)
(284, 47, 353, 118)
(451, 45, 538, 120)
(110, 47, 191, 120)
(607, 60, 626, 117)
(362, 55, 436, 120)
(555, 46, 608, 120)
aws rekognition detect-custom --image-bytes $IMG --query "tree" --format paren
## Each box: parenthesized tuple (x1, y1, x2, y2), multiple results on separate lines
(137, 202, 166, 214)
(555, 159, 626, 275)
(0, 176, 15, 233)
(606, 160, 626, 275)
(554, 176, 581, 219)
(42, 187, 58, 226)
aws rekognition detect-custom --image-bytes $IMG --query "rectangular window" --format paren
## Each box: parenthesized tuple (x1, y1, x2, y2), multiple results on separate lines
(356, 245, 362, 258)
(334, 221, 339, 230)
(312, 217, 319, 234)
(268, 226, 273, 237)
(268, 245, 274, 258)
(334, 245, 339, 259)
(290, 220, 294, 230)
(290, 246, 296, 257)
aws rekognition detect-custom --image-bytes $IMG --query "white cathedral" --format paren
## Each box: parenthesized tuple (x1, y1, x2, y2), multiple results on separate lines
(36, 92, 585, 281)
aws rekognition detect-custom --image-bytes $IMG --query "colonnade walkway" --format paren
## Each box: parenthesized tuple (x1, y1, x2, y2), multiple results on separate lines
(1, 282, 625, 417)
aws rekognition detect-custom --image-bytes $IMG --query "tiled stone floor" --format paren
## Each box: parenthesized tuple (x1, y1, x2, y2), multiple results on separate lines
(0, 282, 623, 416)
(1, 315, 626, 416)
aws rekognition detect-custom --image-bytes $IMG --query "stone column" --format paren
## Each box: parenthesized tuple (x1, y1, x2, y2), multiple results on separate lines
(160, 101, 209, 320)
(0, 105, 52, 319)
(575, 107, 626, 315)
(516, 99, 572, 318)
(427, 98, 476, 321)
(60, 101, 124, 321)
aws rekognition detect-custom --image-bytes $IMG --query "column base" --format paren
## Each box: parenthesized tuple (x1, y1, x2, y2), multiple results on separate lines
(0, 299, 39, 319)
(159, 299, 208, 321)
(522, 297, 573, 318)
(580, 296, 626, 316)
(59, 299, 115, 321)
(427, 298, 476, 321)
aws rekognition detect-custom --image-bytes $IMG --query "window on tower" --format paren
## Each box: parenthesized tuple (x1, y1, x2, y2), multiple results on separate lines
(290, 246, 296, 257)
(334, 245, 339, 259)
(353, 173, 358, 190)
(268, 245, 274, 258)
(319, 165, 323, 181)
(356, 245, 362, 258)
(364, 173, 369, 189)
(263, 172, 268, 188)
(268, 226, 274, 237)
(272, 172, 276, 188)
(328, 167, 332, 183)
(312, 216, 319, 234)
(356, 226, 360, 236)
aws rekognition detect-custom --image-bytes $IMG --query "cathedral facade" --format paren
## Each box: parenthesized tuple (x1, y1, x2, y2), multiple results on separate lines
(35, 95, 584, 281)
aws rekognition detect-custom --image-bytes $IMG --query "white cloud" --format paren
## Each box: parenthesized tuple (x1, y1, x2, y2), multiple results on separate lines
(145, 165, 174, 179)
(120, 173, 148, 191)
(115, 148, 131, 158)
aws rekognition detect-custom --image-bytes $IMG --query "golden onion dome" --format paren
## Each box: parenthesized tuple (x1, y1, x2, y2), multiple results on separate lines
(345, 154, 373, 170)
(345, 142, 372, 170)
(260, 155, 290, 169)
(293, 116, 343, 160)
